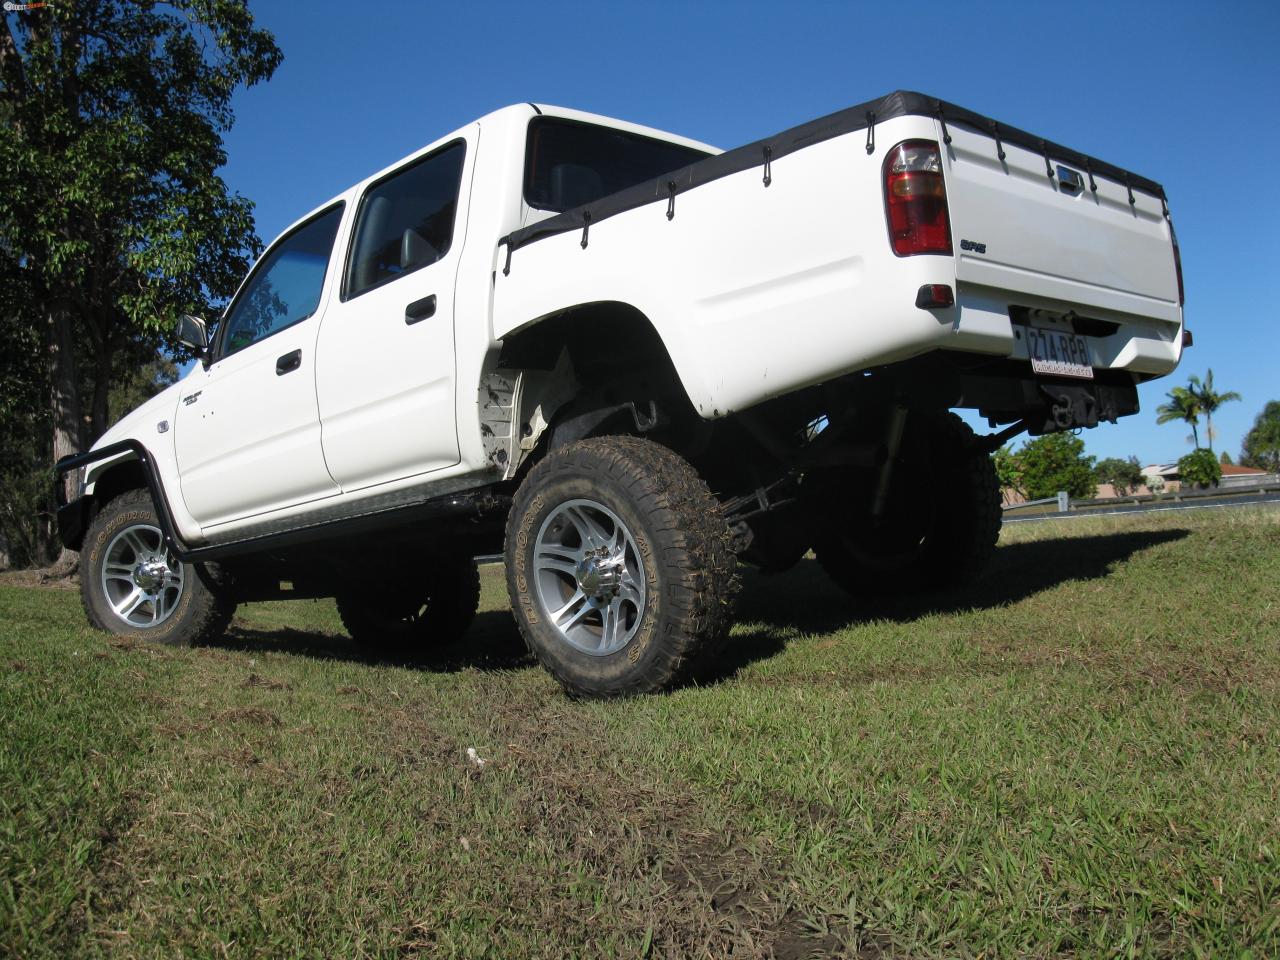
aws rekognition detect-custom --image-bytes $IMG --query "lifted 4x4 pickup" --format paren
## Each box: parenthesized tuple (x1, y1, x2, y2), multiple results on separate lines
(56, 91, 1185, 697)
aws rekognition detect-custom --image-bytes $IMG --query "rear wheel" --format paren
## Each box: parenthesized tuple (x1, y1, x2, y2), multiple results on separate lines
(811, 411, 1001, 596)
(80, 488, 235, 645)
(336, 556, 480, 657)
(505, 436, 737, 698)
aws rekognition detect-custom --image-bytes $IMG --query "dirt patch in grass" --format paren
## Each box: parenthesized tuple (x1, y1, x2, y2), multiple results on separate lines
(212, 706, 281, 726)
(242, 672, 291, 691)
(0, 566, 79, 590)
(377, 680, 874, 958)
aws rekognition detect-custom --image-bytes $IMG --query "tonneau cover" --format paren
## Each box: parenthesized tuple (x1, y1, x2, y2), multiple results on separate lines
(502, 91, 1167, 261)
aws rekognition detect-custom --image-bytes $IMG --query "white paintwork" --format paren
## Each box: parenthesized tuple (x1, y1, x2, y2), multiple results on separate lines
(314, 125, 480, 493)
(85, 99, 1183, 547)
(946, 124, 1179, 320)
(494, 114, 965, 416)
(174, 314, 342, 529)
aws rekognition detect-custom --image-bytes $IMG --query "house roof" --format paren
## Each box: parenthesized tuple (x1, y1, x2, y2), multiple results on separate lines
(1221, 464, 1266, 476)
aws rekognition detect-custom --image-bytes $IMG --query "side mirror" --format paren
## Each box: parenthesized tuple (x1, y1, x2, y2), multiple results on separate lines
(176, 314, 209, 357)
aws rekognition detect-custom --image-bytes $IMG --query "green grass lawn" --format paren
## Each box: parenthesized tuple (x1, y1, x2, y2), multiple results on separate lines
(2, 508, 1278, 958)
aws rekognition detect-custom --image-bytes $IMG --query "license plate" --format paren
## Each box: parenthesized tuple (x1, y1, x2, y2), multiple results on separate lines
(1026, 325, 1093, 380)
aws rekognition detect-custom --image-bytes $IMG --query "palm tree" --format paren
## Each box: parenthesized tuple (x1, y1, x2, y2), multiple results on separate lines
(1187, 368, 1241, 452)
(1156, 385, 1202, 448)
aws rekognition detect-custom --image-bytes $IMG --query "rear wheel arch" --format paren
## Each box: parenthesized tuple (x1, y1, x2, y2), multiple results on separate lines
(496, 301, 705, 472)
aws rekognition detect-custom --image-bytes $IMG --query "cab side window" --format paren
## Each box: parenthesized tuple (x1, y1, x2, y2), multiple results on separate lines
(345, 140, 466, 300)
(218, 205, 344, 358)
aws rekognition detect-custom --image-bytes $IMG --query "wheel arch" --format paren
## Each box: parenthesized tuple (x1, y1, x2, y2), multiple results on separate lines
(486, 301, 710, 479)
(498, 300, 695, 404)
(90, 457, 149, 509)
(56, 440, 187, 558)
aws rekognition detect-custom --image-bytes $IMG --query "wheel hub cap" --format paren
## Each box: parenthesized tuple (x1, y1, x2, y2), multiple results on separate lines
(576, 551, 623, 601)
(133, 558, 170, 591)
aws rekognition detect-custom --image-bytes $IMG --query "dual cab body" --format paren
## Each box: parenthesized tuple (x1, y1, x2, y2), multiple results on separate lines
(59, 91, 1184, 696)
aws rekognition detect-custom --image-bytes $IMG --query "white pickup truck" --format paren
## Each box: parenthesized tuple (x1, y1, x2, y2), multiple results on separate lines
(56, 91, 1185, 697)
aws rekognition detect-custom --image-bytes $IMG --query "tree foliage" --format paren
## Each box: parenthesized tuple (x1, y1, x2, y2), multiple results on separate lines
(1007, 432, 1097, 501)
(1240, 401, 1280, 474)
(1186, 368, 1240, 453)
(992, 445, 1025, 503)
(1178, 448, 1221, 489)
(1156, 370, 1242, 452)
(0, 1, 280, 565)
(1093, 455, 1144, 496)
(1156, 385, 1202, 449)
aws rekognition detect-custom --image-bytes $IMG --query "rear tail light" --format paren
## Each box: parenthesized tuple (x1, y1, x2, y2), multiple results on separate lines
(1170, 223, 1185, 306)
(883, 140, 952, 257)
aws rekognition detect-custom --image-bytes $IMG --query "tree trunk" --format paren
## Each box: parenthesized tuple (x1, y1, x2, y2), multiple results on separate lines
(90, 334, 113, 442)
(47, 300, 83, 571)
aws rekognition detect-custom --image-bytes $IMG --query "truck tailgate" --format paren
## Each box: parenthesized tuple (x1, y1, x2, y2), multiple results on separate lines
(944, 122, 1180, 325)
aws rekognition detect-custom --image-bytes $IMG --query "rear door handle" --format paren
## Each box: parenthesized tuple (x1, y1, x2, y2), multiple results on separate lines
(405, 294, 436, 325)
(276, 349, 302, 375)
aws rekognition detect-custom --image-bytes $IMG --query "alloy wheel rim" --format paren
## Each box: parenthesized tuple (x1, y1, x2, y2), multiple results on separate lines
(532, 499, 646, 656)
(100, 523, 185, 628)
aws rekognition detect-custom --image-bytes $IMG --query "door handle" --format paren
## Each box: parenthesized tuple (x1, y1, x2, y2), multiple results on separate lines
(405, 294, 436, 325)
(276, 349, 302, 375)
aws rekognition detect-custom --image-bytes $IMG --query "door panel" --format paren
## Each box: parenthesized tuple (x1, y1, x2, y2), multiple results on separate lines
(174, 204, 345, 528)
(174, 324, 337, 526)
(316, 131, 474, 492)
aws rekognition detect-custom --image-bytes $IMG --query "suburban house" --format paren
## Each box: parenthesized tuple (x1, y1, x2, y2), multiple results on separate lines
(1142, 461, 1270, 493)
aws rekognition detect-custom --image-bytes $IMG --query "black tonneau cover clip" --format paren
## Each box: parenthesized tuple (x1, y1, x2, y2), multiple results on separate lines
(580, 210, 591, 249)
(934, 100, 952, 145)
(1124, 174, 1136, 207)
(1040, 139, 1054, 181)
(762, 145, 772, 186)
(865, 111, 876, 155)
(500, 235, 513, 277)
(989, 119, 1006, 162)
(1085, 160, 1098, 194)
(666, 180, 677, 219)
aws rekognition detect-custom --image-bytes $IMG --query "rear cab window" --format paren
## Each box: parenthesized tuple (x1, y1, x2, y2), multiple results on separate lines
(343, 139, 467, 300)
(524, 117, 711, 213)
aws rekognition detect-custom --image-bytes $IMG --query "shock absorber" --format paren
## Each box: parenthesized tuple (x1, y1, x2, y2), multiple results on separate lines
(870, 405, 909, 522)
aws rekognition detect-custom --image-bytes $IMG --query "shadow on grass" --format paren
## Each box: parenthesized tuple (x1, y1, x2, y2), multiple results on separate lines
(210, 527, 1188, 681)
(215, 609, 531, 673)
(713, 526, 1191, 682)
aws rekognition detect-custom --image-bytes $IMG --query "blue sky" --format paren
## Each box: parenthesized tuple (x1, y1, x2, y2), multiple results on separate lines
(220, 0, 1279, 466)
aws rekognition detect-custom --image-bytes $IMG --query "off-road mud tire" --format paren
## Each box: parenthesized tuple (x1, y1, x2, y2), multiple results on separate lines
(336, 556, 481, 656)
(505, 436, 738, 698)
(813, 411, 1001, 596)
(80, 488, 235, 646)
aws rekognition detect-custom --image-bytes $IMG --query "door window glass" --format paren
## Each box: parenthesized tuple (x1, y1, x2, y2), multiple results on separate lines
(218, 205, 344, 358)
(345, 140, 466, 300)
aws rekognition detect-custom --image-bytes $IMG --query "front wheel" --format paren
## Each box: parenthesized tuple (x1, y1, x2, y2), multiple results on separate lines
(80, 488, 235, 645)
(505, 436, 738, 698)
